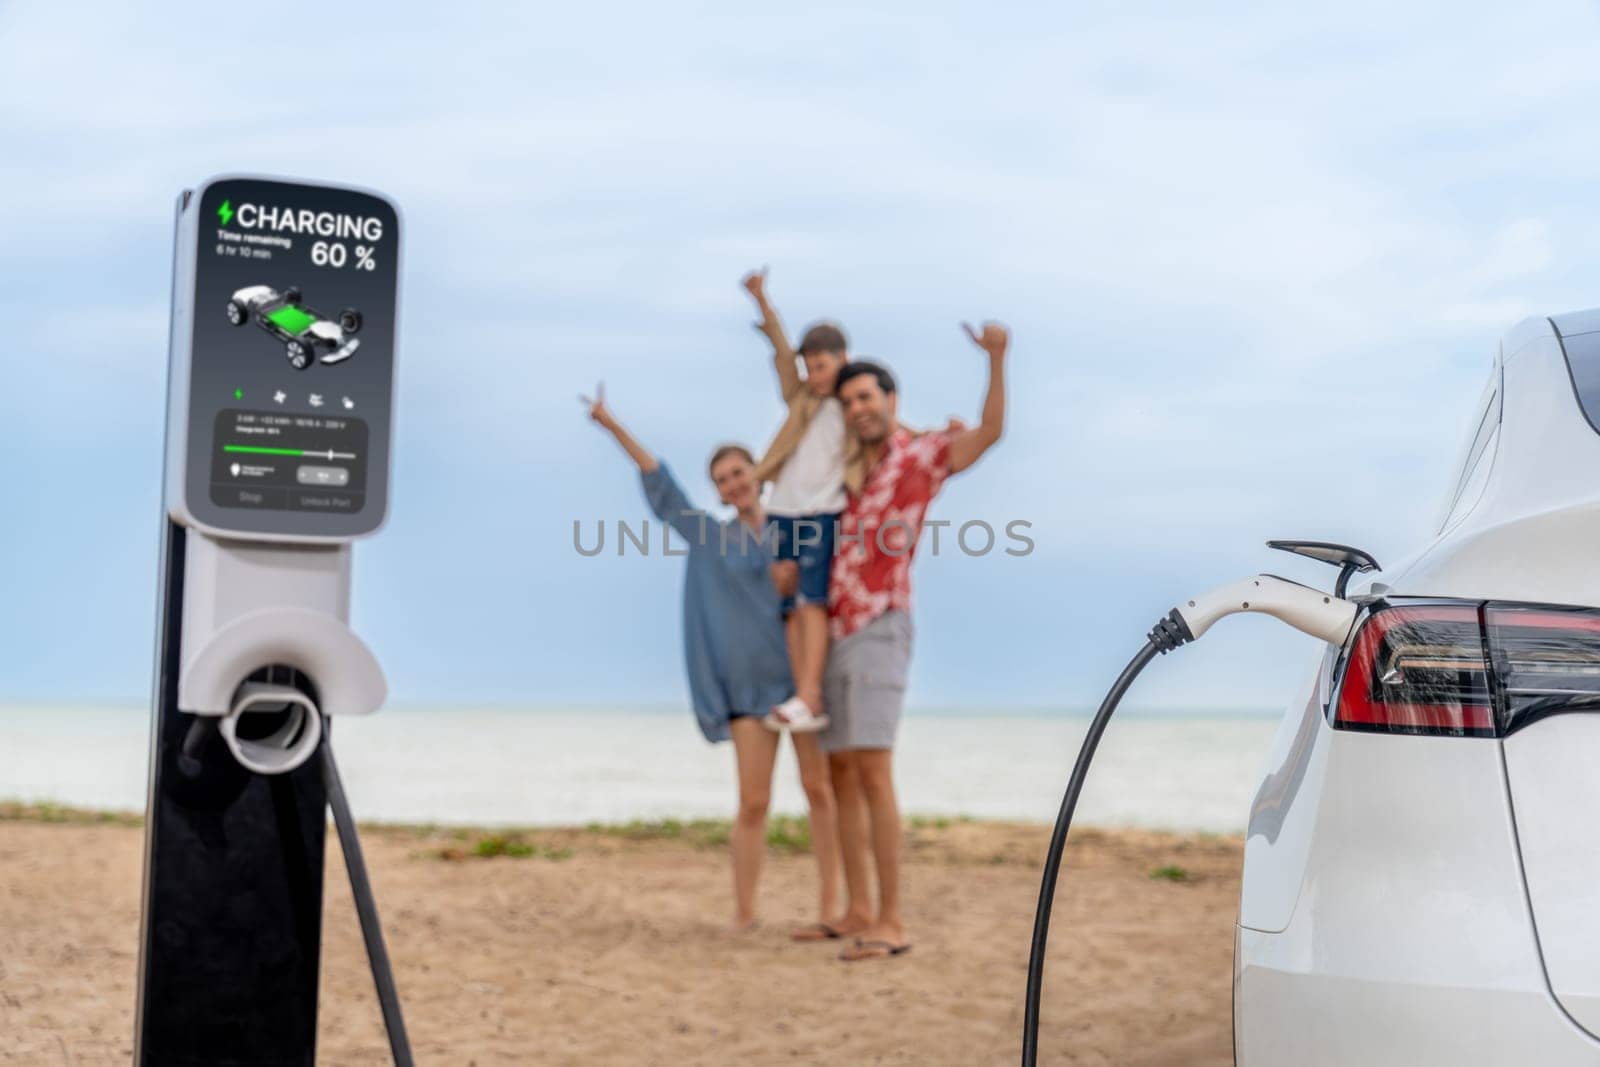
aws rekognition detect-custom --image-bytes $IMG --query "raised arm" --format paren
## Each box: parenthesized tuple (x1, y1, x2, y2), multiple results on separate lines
(947, 322, 1008, 474)
(742, 266, 804, 403)
(582, 383, 708, 543)
(583, 382, 658, 473)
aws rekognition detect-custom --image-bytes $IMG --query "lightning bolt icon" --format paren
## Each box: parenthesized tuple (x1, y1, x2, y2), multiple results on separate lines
(217, 199, 234, 227)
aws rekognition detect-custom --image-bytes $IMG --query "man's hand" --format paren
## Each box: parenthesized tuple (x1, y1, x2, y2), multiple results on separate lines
(770, 560, 799, 599)
(948, 321, 1008, 475)
(962, 321, 1009, 360)
(742, 265, 769, 304)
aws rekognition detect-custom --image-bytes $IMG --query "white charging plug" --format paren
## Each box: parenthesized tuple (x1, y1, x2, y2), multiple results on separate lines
(1169, 574, 1358, 648)
(1145, 575, 1356, 652)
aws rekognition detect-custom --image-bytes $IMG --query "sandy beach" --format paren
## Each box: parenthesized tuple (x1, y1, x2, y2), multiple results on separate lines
(0, 808, 1240, 1065)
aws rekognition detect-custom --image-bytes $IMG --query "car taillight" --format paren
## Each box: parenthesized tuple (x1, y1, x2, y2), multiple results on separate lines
(1334, 603, 1496, 736)
(1484, 604, 1600, 733)
(1333, 600, 1600, 737)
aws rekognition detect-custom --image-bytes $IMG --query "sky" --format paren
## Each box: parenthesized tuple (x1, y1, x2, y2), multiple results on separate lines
(6, 1, 1600, 712)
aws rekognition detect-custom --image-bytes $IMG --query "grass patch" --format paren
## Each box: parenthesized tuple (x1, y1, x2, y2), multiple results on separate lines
(435, 833, 574, 862)
(1149, 864, 1190, 883)
(0, 803, 973, 862)
(0, 801, 142, 827)
(764, 815, 811, 854)
(584, 818, 731, 848)
(581, 817, 809, 854)
(473, 835, 536, 859)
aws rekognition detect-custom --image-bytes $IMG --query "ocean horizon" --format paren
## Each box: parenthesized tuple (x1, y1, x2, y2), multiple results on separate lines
(1, 704, 1286, 832)
(2, 702, 1282, 718)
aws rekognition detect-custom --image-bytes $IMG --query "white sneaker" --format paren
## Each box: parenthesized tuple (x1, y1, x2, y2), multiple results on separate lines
(765, 696, 830, 734)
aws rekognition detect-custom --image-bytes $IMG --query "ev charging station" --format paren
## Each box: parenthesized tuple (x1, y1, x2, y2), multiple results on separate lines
(136, 175, 407, 1065)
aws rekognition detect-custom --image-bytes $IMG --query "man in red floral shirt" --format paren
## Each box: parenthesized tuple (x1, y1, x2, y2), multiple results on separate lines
(822, 321, 1009, 961)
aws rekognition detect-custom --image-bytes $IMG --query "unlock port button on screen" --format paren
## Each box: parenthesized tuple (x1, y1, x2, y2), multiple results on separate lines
(297, 465, 350, 487)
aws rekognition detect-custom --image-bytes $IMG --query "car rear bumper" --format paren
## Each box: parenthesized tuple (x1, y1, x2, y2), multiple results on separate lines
(1237, 926, 1600, 1065)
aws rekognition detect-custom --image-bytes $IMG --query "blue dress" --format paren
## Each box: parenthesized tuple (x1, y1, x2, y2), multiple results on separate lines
(641, 465, 794, 742)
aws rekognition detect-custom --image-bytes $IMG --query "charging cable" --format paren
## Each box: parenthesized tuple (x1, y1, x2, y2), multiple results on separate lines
(1021, 575, 1357, 1066)
(323, 739, 415, 1067)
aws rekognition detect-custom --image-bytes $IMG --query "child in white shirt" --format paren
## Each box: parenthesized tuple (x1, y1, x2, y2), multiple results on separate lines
(742, 268, 852, 733)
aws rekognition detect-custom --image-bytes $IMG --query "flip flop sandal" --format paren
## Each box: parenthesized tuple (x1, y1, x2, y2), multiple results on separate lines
(768, 696, 831, 734)
(791, 922, 843, 942)
(840, 939, 913, 962)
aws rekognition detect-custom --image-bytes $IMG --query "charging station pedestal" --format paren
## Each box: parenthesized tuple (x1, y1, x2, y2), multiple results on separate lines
(135, 175, 402, 1066)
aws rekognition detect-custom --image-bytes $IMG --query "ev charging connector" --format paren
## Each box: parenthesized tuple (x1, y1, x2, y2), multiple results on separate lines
(136, 175, 408, 1067)
(1022, 548, 1375, 1066)
(1160, 573, 1359, 649)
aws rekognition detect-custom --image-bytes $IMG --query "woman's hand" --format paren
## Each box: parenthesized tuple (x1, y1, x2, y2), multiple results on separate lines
(580, 381, 614, 428)
(583, 382, 659, 474)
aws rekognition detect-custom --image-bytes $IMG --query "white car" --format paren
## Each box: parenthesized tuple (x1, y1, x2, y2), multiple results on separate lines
(1235, 309, 1600, 1063)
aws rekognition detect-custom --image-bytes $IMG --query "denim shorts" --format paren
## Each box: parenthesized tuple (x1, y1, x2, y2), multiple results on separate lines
(771, 511, 840, 615)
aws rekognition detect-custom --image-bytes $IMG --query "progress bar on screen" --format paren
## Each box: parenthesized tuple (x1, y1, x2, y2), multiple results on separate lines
(224, 445, 359, 461)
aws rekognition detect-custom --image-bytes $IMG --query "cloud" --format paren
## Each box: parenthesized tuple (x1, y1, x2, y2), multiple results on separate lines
(7, 1, 1600, 706)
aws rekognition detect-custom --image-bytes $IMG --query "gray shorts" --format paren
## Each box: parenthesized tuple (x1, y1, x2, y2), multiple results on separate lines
(820, 611, 913, 753)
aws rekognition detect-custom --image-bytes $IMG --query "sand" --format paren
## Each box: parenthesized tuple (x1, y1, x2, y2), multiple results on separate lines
(0, 812, 1241, 1065)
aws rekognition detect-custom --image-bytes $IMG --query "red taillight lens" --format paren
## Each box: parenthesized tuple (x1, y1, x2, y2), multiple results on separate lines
(1334, 604, 1496, 736)
(1333, 600, 1600, 737)
(1484, 604, 1600, 732)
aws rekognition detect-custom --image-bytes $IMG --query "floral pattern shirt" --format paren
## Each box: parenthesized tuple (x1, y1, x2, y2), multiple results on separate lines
(828, 428, 953, 639)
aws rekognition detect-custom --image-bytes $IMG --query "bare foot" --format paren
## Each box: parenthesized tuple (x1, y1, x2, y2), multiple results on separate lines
(790, 921, 840, 942)
(858, 919, 906, 944)
(729, 916, 760, 935)
(840, 920, 911, 961)
(824, 913, 873, 939)
(790, 913, 870, 942)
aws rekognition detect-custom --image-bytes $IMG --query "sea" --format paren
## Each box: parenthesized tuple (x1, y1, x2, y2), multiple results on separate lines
(0, 705, 1283, 833)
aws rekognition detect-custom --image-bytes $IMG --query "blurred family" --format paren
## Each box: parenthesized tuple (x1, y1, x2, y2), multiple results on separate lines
(585, 269, 1008, 961)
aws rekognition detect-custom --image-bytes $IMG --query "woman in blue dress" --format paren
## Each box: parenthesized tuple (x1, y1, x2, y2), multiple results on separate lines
(585, 384, 843, 937)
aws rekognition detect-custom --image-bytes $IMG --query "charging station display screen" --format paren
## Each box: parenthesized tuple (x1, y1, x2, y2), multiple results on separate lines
(180, 177, 400, 538)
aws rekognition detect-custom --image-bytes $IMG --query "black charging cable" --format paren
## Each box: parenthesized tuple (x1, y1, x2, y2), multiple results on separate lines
(322, 739, 415, 1067)
(1022, 611, 1193, 1066)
